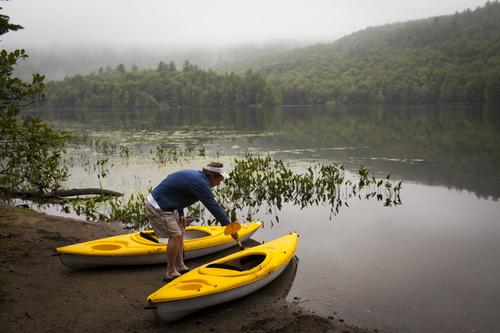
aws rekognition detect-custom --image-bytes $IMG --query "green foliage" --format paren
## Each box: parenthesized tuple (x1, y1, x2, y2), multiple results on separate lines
(63, 192, 148, 225)
(108, 192, 148, 224)
(0, 115, 70, 192)
(213, 155, 401, 224)
(37, 2, 500, 108)
(0, 8, 22, 36)
(0, 9, 69, 194)
(62, 154, 401, 227)
(222, 2, 500, 105)
(63, 194, 110, 221)
(153, 144, 206, 164)
(42, 62, 280, 109)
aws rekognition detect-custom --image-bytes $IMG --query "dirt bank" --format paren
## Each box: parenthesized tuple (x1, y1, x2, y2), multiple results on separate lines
(0, 204, 378, 333)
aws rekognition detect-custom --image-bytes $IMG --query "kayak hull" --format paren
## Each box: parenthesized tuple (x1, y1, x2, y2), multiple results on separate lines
(59, 252, 166, 269)
(147, 232, 299, 322)
(56, 222, 262, 269)
(151, 261, 290, 322)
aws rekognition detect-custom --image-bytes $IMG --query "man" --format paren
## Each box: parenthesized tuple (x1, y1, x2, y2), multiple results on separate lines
(145, 161, 230, 281)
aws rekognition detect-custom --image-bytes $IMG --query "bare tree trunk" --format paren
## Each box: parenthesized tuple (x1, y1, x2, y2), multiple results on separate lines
(11, 188, 123, 199)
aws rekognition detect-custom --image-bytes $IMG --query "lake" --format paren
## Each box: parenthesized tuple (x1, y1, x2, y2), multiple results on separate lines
(26, 105, 500, 333)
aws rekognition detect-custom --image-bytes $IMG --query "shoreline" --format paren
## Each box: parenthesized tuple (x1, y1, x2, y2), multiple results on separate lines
(0, 203, 378, 332)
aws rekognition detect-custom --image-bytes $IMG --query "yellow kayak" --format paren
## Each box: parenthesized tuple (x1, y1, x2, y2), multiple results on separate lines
(146, 232, 299, 322)
(55, 222, 262, 269)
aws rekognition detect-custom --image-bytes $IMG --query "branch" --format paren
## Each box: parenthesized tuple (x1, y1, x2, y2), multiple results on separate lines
(7, 188, 123, 199)
(48, 188, 123, 198)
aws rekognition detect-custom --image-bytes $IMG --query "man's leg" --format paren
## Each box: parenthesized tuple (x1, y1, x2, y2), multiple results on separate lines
(147, 203, 185, 279)
(176, 229, 188, 272)
(145, 200, 178, 277)
(166, 234, 182, 277)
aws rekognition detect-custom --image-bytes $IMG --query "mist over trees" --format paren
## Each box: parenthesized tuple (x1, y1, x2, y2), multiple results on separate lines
(38, 1, 500, 108)
(12, 41, 305, 81)
(251, 1, 500, 104)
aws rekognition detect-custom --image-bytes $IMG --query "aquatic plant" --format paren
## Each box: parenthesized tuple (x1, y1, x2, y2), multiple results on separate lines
(153, 144, 207, 164)
(108, 192, 148, 225)
(209, 155, 401, 225)
(66, 154, 401, 227)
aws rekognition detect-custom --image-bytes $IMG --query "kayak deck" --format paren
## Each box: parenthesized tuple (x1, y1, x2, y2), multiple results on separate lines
(147, 232, 299, 321)
(55, 222, 262, 269)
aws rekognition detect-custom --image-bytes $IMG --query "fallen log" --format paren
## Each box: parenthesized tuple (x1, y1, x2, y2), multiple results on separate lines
(10, 188, 123, 199)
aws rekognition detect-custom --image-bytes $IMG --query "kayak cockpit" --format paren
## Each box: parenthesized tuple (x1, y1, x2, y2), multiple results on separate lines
(134, 229, 213, 245)
(207, 254, 266, 271)
(199, 253, 268, 277)
(184, 229, 212, 240)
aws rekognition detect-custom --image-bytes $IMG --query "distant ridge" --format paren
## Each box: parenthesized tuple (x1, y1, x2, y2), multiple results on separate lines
(40, 2, 500, 107)
(223, 1, 500, 105)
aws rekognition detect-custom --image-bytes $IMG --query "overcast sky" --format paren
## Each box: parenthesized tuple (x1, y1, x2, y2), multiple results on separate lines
(1, 0, 490, 49)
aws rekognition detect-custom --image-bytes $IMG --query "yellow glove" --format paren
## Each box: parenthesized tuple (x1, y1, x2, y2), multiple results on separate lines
(224, 222, 241, 236)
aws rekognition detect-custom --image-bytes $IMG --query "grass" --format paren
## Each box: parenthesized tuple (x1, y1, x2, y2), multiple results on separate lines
(0, 233, 25, 252)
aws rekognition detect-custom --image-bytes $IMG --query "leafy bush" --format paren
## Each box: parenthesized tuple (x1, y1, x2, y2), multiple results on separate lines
(0, 9, 69, 194)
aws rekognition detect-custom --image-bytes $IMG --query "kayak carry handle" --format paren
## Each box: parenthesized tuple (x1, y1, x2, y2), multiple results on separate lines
(139, 232, 159, 243)
(144, 300, 157, 310)
(185, 215, 200, 226)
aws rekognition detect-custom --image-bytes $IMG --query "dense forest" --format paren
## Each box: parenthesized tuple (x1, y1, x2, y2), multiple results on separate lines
(44, 62, 278, 108)
(42, 1, 500, 108)
(249, 1, 500, 105)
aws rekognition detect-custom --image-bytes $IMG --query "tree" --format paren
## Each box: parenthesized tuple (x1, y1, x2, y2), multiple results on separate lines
(0, 8, 69, 194)
(116, 63, 126, 74)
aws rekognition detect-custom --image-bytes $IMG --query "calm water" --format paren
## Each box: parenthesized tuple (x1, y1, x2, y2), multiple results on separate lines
(26, 105, 500, 333)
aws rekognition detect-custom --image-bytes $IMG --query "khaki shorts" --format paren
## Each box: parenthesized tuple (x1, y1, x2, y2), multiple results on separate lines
(145, 200, 182, 238)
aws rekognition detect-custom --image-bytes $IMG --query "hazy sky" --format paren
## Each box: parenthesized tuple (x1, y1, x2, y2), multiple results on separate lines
(2, 0, 490, 49)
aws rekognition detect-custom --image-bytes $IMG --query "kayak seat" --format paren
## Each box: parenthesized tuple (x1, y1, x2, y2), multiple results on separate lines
(206, 254, 266, 272)
(184, 229, 212, 240)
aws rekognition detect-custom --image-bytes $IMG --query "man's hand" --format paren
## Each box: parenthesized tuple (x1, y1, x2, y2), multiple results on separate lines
(224, 222, 241, 235)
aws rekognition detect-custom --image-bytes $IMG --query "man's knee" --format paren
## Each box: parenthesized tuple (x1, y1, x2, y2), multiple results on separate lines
(170, 233, 182, 240)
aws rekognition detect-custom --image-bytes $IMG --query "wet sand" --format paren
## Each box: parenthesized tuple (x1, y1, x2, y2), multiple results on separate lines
(0, 203, 379, 333)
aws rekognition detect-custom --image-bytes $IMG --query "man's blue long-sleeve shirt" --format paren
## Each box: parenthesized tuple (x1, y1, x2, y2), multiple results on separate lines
(151, 170, 230, 226)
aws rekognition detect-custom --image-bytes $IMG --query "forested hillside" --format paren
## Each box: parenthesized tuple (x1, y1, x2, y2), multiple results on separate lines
(43, 62, 278, 108)
(42, 1, 500, 108)
(254, 1, 500, 104)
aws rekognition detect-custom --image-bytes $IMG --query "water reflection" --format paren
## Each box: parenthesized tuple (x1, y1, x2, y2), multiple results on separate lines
(23, 105, 500, 332)
(28, 105, 500, 199)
